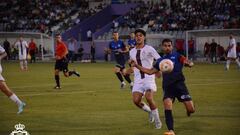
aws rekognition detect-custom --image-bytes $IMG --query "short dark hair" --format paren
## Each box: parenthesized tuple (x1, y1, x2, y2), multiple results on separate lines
(135, 28, 146, 36)
(162, 38, 172, 45)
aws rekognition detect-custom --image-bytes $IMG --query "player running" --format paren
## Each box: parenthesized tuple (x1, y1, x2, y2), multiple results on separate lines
(108, 31, 133, 89)
(131, 38, 195, 135)
(0, 45, 26, 114)
(129, 29, 162, 129)
(54, 34, 80, 89)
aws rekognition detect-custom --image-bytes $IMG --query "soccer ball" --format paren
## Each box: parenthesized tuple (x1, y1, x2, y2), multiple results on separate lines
(159, 59, 174, 73)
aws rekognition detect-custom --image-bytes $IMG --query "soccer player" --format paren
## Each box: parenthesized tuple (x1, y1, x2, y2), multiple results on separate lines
(127, 32, 136, 50)
(14, 36, 28, 71)
(225, 34, 240, 70)
(129, 29, 162, 129)
(0, 45, 26, 114)
(28, 38, 37, 63)
(131, 39, 195, 135)
(54, 34, 80, 89)
(108, 31, 133, 89)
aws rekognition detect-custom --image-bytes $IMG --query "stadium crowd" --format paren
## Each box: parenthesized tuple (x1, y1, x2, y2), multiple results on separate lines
(119, 0, 239, 31)
(0, 0, 107, 35)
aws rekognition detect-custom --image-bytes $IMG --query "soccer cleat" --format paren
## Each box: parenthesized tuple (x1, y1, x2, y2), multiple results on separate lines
(17, 102, 26, 114)
(73, 71, 80, 77)
(164, 130, 175, 135)
(155, 121, 162, 129)
(148, 112, 155, 123)
(120, 82, 126, 89)
(54, 86, 61, 89)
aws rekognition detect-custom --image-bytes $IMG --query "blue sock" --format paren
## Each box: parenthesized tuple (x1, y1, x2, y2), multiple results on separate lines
(165, 109, 174, 131)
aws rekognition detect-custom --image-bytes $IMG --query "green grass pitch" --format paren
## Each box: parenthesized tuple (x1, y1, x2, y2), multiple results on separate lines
(0, 62, 239, 135)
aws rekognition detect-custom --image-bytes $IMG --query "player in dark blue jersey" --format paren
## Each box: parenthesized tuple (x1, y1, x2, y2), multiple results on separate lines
(109, 31, 133, 89)
(128, 32, 136, 50)
(130, 39, 195, 135)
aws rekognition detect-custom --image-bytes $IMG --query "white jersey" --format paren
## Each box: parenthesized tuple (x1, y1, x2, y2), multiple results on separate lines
(0, 46, 5, 80)
(15, 40, 28, 60)
(227, 38, 237, 58)
(130, 45, 160, 83)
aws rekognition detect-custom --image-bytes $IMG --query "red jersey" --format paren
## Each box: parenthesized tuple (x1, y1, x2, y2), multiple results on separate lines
(56, 41, 68, 58)
(28, 42, 37, 51)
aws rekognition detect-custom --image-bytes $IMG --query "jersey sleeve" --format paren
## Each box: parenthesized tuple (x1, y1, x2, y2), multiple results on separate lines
(0, 46, 6, 53)
(153, 58, 162, 71)
(108, 42, 112, 50)
(149, 46, 161, 60)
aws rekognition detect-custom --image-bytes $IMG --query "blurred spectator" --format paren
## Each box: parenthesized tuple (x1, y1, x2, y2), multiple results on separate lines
(204, 42, 210, 61)
(188, 37, 195, 60)
(3, 39, 11, 60)
(210, 39, 218, 63)
(217, 44, 225, 61)
(87, 29, 92, 41)
(90, 41, 96, 63)
(175, 39, 185, 55)
(67, 37, 77, 63)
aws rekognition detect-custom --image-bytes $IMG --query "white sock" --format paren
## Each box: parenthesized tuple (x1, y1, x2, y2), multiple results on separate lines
(141, 102, 151, 113)
(9, 94, 22, 106)
(152, 108, 161, 124)
(24, 60, 28, 69)
(226, 60, 230, 69)
(20, 61, 24, 70)
(236, 59, 240, 68)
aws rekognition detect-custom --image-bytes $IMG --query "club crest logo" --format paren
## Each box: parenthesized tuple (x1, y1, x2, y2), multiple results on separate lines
(10, 123, 30, 135)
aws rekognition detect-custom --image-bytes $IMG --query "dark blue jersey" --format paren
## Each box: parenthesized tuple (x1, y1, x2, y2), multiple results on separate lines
(128, 39, 136, 49)
(154, 51, 185, 87)
(109, 40, 126, 66)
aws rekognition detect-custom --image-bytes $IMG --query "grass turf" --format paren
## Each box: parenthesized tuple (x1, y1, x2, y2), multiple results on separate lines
(0, 62, 239, 135)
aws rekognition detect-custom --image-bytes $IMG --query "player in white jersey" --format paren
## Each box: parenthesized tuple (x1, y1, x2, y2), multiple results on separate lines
(0, 46, 26, 114)
(129, 29, 162, 129)
(225, 34, 240, 70)
(14, 36, 29, 71)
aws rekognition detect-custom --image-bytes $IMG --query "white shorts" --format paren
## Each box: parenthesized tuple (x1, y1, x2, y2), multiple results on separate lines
(19, 54, 27, 60)
(132, 81, 157, 94)
(227, 51, 237, 58)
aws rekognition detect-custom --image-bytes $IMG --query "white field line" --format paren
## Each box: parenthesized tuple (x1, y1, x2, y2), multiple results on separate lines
(0, 90, 95, 97)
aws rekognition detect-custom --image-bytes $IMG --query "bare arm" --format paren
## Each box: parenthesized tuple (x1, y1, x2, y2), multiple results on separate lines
(0, 52, 7, 60)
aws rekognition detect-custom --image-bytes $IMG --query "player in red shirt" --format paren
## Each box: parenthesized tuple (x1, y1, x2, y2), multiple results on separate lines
(54, 34, 80, 89)
(28, 38, 37, 63)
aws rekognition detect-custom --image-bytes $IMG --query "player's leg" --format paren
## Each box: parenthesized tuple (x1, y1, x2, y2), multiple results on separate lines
(132, 91, 150, 112)
(19, 59, 24, 71)
(145, 90, 162, 129)
(122, 68, 133, 89)
(23, 59, 28, 71)
(54, 69, 61, 89)
(0, 80, 25, 114)
(62, 58, 80, 77)
(183, 100, 195, 116)
(234, 58, 240, 68)
(114, 65, 125, 88)
(163, 98, 175, 135)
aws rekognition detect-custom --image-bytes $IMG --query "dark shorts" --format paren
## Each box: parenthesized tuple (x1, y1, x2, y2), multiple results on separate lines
(115, 63, 125, 71)
(163, 81, 192, 102)
(55, 58, 68, 73)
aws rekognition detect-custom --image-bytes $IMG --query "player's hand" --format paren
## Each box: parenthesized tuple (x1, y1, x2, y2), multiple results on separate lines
(129, 60, 137, 67)
(185, 60, 194, 67)
(56, 56, 61, 60)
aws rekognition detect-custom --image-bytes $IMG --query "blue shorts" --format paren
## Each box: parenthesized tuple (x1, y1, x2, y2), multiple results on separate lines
(163, 81, 192, 102)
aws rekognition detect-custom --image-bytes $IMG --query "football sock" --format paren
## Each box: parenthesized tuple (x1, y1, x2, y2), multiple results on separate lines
(23, 60, 28, 69)
(123, 74, 132, 83)
(55, 75, 60, 87)
(9, 94, 23, 106)
(165, 110, 174, 131)
(68, 71, 73, 76)
(141, 102, 151, 113)
(226, 60, 230, 69)
(20, 61, 24, 70)
(115, 72, 124, 82)
(236, 59, 240, 67)
(152, 108, 161, 123)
